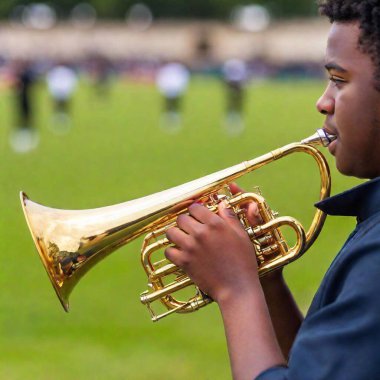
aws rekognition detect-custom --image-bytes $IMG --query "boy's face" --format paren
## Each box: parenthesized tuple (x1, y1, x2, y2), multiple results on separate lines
(317, 22, 380, 179)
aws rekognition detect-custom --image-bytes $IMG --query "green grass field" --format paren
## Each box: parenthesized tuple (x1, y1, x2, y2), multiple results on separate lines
(0, 77, 362, 379)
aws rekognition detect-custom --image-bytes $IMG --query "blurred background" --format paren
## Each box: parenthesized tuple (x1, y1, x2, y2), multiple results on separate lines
(0, 1, 362, 379)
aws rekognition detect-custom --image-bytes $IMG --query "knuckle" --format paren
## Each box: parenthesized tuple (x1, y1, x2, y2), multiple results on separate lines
(193, 226, 206, 240)
(180, 255, 190, 268)
(209, 217, 222, 230)
(193, 225, 212, 241)
(177, 214, 187, 225)
(182, 239, 196, 253)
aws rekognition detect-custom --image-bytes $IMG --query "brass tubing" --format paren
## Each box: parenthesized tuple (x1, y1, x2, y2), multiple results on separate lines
(140, 276, 193, 305)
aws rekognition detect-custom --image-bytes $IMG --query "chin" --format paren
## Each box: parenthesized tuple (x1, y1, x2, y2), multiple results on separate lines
(336, 161, 359, 178)
(336, 162, 374, 179)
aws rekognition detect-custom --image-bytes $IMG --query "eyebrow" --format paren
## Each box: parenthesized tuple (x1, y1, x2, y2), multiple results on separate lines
(324, 62, 348, 73)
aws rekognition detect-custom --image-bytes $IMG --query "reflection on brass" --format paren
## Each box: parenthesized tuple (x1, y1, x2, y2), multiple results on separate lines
(20, 129, 335, 321)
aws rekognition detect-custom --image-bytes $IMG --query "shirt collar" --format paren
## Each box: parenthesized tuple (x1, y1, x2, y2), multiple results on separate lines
(315, 177, 380, 222)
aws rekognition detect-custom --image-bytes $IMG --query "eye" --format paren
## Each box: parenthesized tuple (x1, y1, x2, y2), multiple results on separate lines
(329, 75, 346, 87)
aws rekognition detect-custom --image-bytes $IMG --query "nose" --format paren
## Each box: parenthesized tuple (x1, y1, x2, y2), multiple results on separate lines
(316, 85, 334, 115)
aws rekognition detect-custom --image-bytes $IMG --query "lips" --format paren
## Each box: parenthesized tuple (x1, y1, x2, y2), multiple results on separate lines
(323, 125, 338, 154)
(328, 138, 337, 155)
(323, 125, 338, 138)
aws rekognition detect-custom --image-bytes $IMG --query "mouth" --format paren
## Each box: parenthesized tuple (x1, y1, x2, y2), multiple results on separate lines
(323, 125, 338, 138)
(323, 125, 338, 154)
(328, 138, 337, 155)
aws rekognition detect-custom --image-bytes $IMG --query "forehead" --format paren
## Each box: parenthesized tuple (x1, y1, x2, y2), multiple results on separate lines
(326, 22, 373, 72)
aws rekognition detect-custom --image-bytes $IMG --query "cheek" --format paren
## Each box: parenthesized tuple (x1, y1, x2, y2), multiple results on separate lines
(332, 83, 380, 176)
(335, 91, 365, 138)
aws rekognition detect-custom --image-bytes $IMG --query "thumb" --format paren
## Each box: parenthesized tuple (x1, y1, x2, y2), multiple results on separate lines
(218, 201, 245, 232)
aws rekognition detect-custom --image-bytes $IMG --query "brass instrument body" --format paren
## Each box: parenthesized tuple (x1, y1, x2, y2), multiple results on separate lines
(139, 190, 307, 321)
(20, 130, 334, 320)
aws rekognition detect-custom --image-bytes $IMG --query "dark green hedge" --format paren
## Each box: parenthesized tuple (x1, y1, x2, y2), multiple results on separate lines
(0, 0, 318, 20)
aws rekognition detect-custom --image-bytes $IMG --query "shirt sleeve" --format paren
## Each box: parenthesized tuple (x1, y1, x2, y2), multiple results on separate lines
(255, 365, 287, 380)
(255, 234, 380, 380)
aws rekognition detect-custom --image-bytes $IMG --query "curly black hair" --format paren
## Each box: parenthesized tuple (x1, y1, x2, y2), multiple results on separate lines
(318, 0, 380, 90)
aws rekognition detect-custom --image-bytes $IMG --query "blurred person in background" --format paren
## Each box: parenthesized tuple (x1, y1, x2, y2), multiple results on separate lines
(222, 58, 249, 136)
(193, 27, 214, 74)
(156, 61, 190, 133)
(86, 53, 113, 98)
(9, 59, 39, 153)
(46, 62, 78, 134)
(164, 1, 380, 379)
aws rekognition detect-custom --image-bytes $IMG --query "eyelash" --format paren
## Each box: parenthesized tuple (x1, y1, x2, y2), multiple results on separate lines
(329, 76, 346, 87)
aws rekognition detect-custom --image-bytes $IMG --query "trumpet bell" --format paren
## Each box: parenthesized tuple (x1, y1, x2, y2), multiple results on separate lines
(21, 189, 155, 312)
(21, 192, 71, 311)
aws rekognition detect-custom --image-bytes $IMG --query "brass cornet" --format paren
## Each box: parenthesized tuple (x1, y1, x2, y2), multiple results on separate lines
(20, 129, 335, 321)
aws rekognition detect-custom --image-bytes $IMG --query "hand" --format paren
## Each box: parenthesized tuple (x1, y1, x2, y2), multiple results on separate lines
(165, 196, 260, 304)
(166, 188, 287, 379)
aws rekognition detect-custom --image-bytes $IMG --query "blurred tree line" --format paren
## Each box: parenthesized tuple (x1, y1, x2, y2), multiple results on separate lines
(0, 0, 318, 20)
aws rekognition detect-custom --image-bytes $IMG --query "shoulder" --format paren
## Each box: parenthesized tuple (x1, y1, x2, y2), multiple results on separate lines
(334, 212, 380, 274)
(314, 217, 380, 308)
(334, 220, 380, 303)
(345, 215, 380, 272)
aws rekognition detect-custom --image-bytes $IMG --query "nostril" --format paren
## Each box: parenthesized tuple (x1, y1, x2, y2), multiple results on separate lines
(320, 109, 328, 115)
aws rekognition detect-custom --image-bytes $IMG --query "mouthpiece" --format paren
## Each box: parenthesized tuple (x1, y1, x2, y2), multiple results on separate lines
(301, 129, 337, 147)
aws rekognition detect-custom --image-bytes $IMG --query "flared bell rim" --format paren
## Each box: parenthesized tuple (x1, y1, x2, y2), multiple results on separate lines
(20, 191, 70, 312)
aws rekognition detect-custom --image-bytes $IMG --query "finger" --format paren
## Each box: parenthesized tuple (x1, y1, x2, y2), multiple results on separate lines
(176, 213, 203, 235)
(228, 183, 254, 211)
(246, 202, 263, 225)
(228, 182, 244, 195)
(166, 226, 189, 246)
(218, 201, 245, 232)
(188, 203, 219, 224)
(164, 246, 186, 267)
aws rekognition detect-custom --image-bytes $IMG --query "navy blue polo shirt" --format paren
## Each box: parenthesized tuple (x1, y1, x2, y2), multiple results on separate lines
(257, 177, 380, 380)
